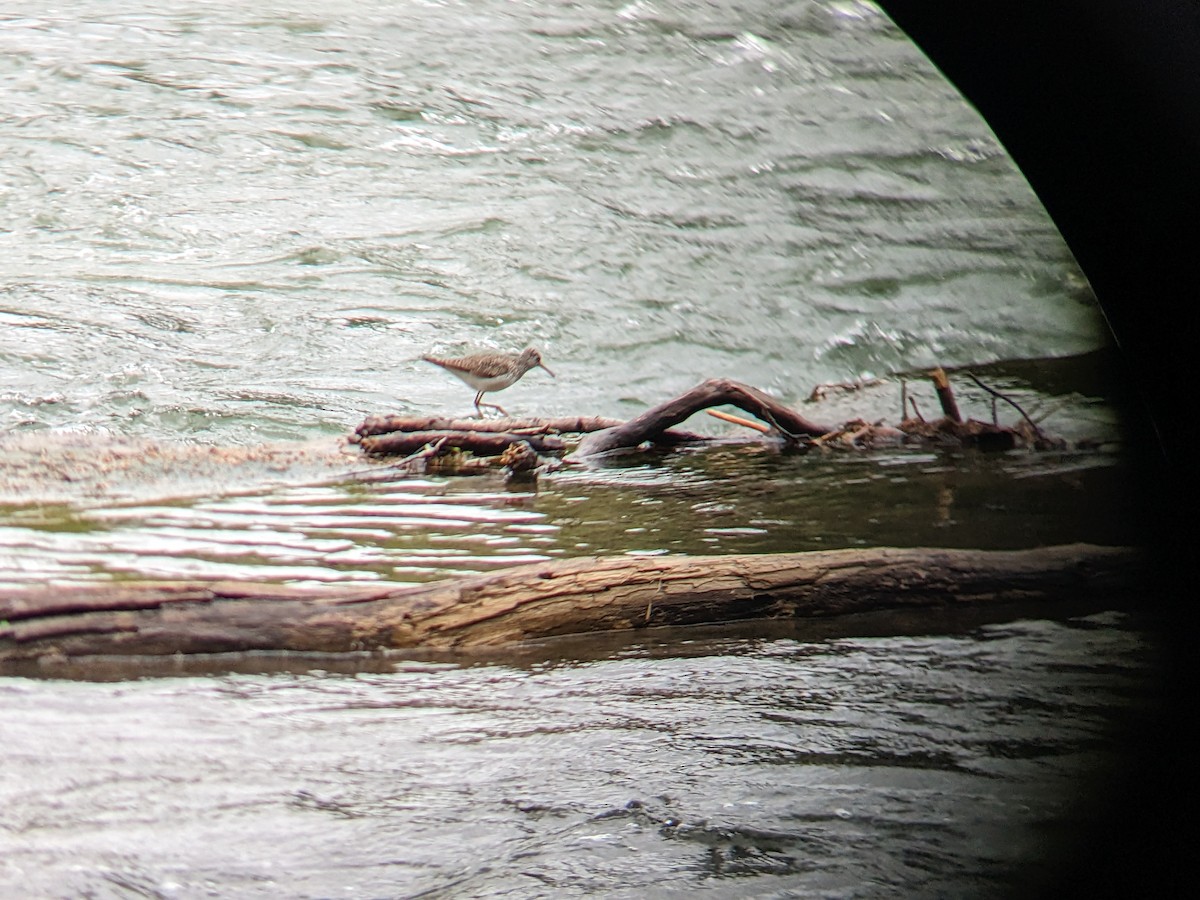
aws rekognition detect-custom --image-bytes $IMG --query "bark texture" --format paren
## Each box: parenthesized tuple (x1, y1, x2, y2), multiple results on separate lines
(1, 543, 1139, 662)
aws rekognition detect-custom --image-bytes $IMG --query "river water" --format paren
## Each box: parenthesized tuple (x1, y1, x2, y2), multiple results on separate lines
(0, 1, 1161, 897)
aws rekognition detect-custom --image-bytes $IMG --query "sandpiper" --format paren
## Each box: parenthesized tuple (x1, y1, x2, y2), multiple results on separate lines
(421, 347, 555, 417)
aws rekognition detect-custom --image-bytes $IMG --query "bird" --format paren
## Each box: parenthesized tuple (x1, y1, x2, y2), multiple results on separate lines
(421, 347, 555, 417)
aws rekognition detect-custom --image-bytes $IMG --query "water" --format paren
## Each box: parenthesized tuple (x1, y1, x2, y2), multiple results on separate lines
(2, 0, 1103, 442)
(0, 2, 1159, 896)
(0, 613, 1162, 898)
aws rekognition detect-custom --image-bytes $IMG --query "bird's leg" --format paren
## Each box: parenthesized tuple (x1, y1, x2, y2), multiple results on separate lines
(473, 392, 508, 418)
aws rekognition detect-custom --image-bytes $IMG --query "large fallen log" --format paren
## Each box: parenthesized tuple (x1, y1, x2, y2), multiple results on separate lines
(0, 544, 1139, 664)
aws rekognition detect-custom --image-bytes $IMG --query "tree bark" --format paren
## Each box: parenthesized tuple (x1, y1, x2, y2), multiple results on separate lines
(0, 543, 1139, 663)
(353, 412, 708, 458)
(354, 414, 627, 440)
(358, 430, 566, 456)
(930, 367, 963, 422)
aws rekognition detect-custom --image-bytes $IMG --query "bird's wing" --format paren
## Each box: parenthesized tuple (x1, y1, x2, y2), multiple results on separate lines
(441, 354, 511, 378)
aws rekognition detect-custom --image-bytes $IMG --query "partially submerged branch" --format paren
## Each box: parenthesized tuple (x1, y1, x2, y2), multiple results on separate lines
(352, 368, 1072, 467)
(963, 371, 1049, 441)
(899, 369, 1065, 451)
(574, 378, 831, 457)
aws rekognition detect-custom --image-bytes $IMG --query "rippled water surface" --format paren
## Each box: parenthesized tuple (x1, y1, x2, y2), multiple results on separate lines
(1, 613, 1161, 897)
(2, 0, 1121, 577)
(0, 1, 1156, 896)
(3, 0, 1104, 440)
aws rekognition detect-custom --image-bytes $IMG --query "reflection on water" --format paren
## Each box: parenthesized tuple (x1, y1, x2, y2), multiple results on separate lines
(0, 611, 1161, 897)
(0, 337, 1136, 588)
(0, 479, 551, 587)
(0, 439, 1135, 589)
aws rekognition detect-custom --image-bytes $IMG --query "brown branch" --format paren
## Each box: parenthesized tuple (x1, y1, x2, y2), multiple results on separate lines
(355, 415, 625, 441)
(574, 378, 831, 457)
(352, 368, 1069, 463)
(929, 367, 963, 423)
(908, 395, 925, 423)
(359, 430, 566, 457)
(963, 372, 1047, 441)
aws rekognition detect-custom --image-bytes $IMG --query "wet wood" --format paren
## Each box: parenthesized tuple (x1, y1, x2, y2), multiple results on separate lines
(897, 411, 1060, 452)
(354, 414, 626, 441)
(354, 369, 1067, 462)
(963, 372, 1051, 443)
(0, 543, 1139, 663)
(359, 429, 566, 456)
(895, 369, 1064, 451)
(930, 366, 963, 422)
(810, 418, 907, 449)
(353, 413, 704, 462)
(574, 377, 832, 457)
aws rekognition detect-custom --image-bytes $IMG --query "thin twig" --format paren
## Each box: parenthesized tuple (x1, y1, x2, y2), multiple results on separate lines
(810, 428, 841, 447)
(755, 405, 813, 445)
(340, 437, 450, 483)
(707, 408, 771, 433)
(844, 422, 873, 446)
(963, 373, 1045, 438)
(908, 395, 925, 423)
(1031, 401, 1061, 426)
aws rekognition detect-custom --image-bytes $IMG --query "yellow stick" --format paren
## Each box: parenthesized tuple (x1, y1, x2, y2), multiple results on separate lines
(706, 408, 771, 433)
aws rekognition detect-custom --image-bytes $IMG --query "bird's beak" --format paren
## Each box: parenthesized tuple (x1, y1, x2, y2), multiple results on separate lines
(540, 363, 556, 378)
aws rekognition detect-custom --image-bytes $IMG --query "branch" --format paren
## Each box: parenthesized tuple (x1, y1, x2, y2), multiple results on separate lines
(574, 378, 831, 457)
(963, 372, 1047, 440)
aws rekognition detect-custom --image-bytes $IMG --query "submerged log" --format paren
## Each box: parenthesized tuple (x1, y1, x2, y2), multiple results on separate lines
(0, 544, 1139, 663)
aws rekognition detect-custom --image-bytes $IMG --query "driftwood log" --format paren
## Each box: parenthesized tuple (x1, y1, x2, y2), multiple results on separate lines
(0, 544, 1138, 665)
(355, 415, 627, 440)
(353, 369, 1058, 465)
(350, 378, 836, 466)
(358, 429, 567, 457)
(352, 412, 708, 460)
